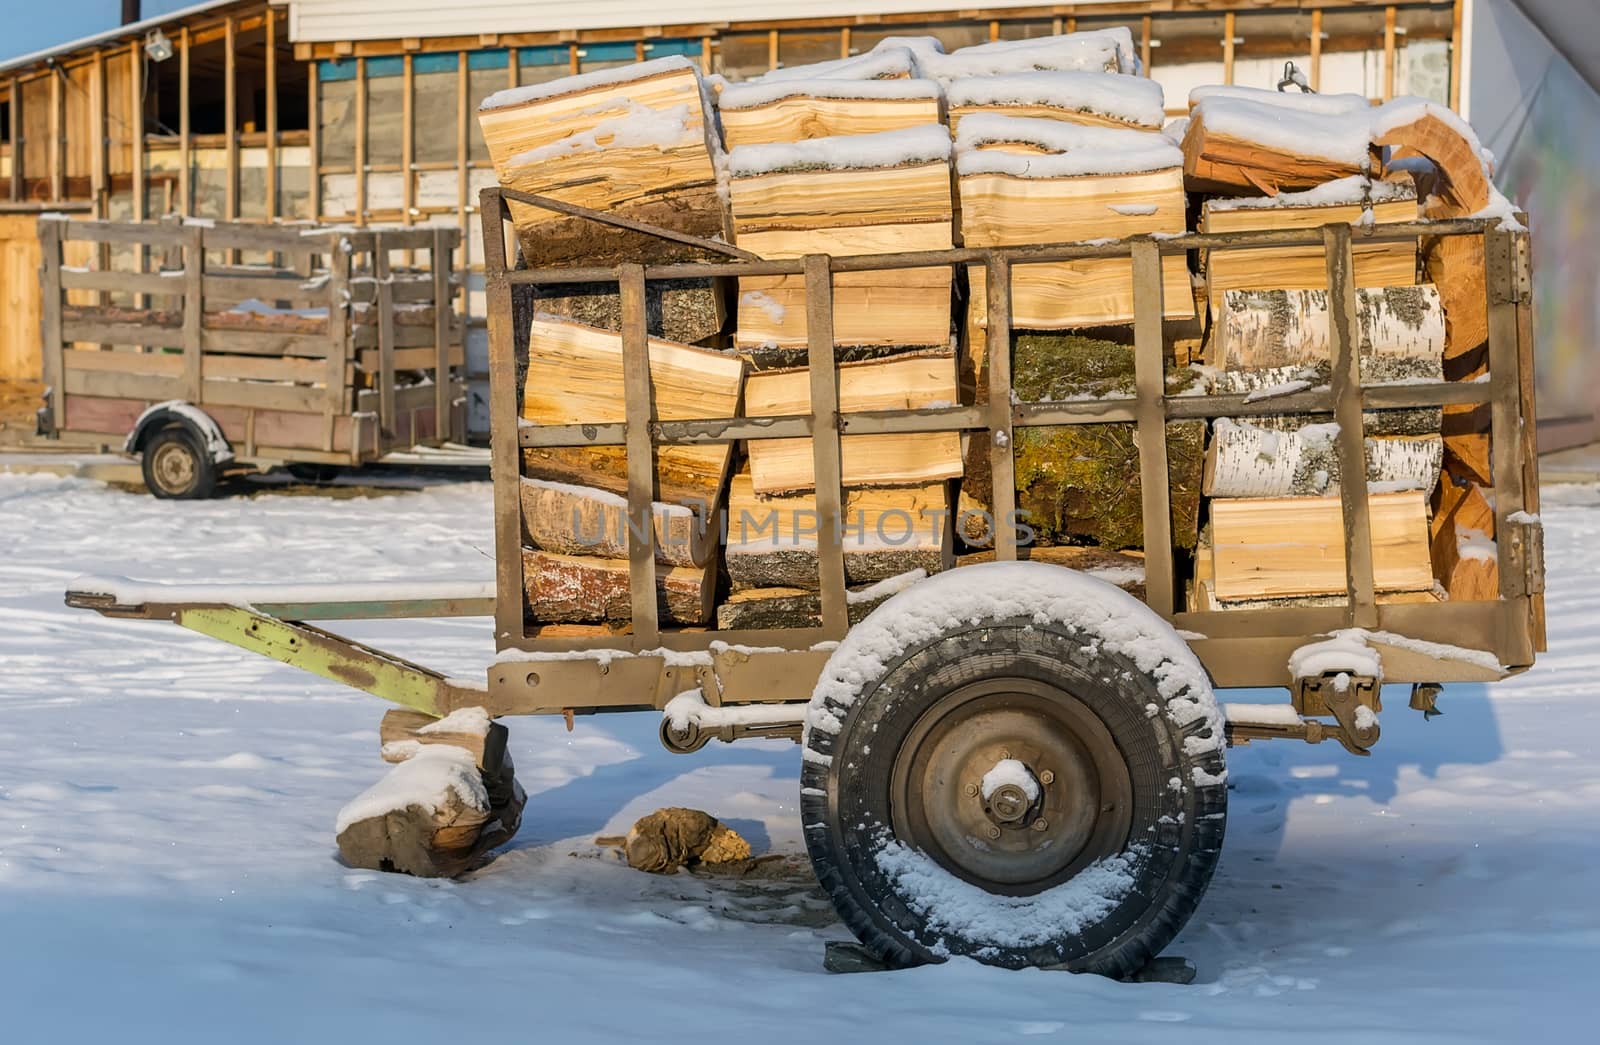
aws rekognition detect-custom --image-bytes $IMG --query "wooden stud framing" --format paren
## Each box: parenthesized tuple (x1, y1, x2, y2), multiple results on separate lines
(840, 27, 851, 60)
(1383, 6, 1397, 102)
(266, 7, 279, 221)
(804, 254, 847, 638)
(39, 217, 64, 422)
(1310, 10, 1323, 93)
(225, 15, 239, 246)
(619, 263, 661, 645)
(1223, 12, 1236, 85)
(1450, 0, 1464, 111)
(376, 238, 397, 435)
(48, 65, 62, 202)
(1323, 223, 1378, 629)
(1131, 240, 1173, 616)
(700, 36, 713, 75)
(90, 52, 107, 216)
(767, 29, 779, 72)
(354, 58, 367, 226)
(985, 255, 1017, 563)
(308, 61, 321, 220)
(402, 55, 415, 231)
(130, 45, 144, 221)
(8, 80, 21, 201)
(988, 20, 1001, 42)
(179, 28, 191, 216)
(457, 53, 469, 260)
(1140, 16, 1152, 76)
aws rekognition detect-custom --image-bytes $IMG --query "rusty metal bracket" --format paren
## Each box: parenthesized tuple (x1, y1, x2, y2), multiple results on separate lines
(1295, 672, 1382, 755)
(496, 186, 759, 262)
(1501, 515, 1546, 597)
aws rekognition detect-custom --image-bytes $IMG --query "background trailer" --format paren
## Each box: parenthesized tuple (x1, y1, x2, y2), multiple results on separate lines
(0, 0, 1591, 446)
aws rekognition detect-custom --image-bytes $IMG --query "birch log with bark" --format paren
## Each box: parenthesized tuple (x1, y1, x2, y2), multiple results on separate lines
(1214, 285, 1445, 370)
(522, 549, 714, 625)
(1204, 418, 1443, 498)
(519, 478, 716, 568)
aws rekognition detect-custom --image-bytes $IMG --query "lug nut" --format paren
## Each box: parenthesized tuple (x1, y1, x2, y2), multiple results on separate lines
(964, 783, 979, 797)
(1031, 818, 1048, 832)
(1039, 770, 1055, 785)
(986, 825, 1002, 840)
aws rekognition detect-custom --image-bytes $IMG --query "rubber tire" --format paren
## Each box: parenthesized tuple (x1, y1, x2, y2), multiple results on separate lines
(801, 617, 1227, 976)
(285, 463, 342, 484)
(141, 425, 219, 500)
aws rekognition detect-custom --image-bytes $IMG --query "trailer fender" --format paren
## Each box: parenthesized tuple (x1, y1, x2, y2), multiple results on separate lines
(125, 401, 235, 465)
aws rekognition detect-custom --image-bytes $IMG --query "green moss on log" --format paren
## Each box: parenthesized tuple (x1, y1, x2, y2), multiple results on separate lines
(1012, 333, 1200, 401)
(1011, 420, 1205, 550)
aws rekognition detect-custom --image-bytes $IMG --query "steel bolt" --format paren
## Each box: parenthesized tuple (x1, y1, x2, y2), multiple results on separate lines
(1032, 818, 1048, 832)
(986, 825, 1002, 840)
(1039, 770, 1055, 785)
(964, 783, 979, 797)
(1000, 749, 1012, 760)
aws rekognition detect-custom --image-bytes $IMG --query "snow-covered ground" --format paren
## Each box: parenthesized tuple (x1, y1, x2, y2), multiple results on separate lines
(1, 472, 1594, 1041)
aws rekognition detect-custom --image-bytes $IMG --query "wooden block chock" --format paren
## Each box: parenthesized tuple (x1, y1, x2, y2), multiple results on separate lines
(337, 709, 525, 878)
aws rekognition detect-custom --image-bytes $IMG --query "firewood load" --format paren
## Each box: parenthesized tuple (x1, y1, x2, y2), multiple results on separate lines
(481, 31, 1521, 631)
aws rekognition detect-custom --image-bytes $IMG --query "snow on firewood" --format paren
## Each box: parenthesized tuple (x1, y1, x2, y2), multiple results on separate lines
(954, 114, 1181, 178)
(946, 70, 1165, 129)
(1190, 95, 1376, 168)
(918, 28, 1139, 81)
(754, 46, 919, 84)
(416, 707, 492, 738)
(727, 124, 952, 177)
(718, 76, 943, 110)
(1205, 174, 1417, 212)
(1189, 84, 1374, 115)
(479, 55, 696, 111)
(334, 745, 487, 836)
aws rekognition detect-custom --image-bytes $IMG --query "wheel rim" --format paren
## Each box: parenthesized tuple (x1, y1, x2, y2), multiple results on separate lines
(889, 678, 1134, 896)
(150, 439, 197, 493)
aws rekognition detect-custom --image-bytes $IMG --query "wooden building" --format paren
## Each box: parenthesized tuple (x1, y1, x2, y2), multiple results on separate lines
(0, 0, 1476, 436)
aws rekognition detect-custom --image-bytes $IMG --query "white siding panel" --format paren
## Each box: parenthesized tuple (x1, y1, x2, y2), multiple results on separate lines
(282, 0, 1131, 43)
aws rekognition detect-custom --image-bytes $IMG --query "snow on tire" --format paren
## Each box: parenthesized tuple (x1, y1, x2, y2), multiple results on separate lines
(800, 561, 1227, 975)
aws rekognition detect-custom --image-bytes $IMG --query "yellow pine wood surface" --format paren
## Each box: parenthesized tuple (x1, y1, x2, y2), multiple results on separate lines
(957, 167, 1185, 246)
(720, 95, 944, 148)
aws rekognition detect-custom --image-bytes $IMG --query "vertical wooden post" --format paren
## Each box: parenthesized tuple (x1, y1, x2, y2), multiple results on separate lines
(1310, 10, 1323, 93)
(401, 54, 415, 233)
(700, 37, 712, 75)
(985, 255, 1017, 563)
(1140, 16, 1152, 75)
(1485, 228, 1528, 592)
(324, 233, 352, 448)
(767, 30, 779, 72)
(308, 61, 321, 220)
(8, 80, 21, 201)
(1383, 6, 1398, 101)
(354, 58, 367, 226)
(39, 217, 64, 425)
(266, 8, 279, 222)
(224, 15, 238, 262)
(1223, 13, 1236, 85)
(1450, 0, 1464, 111)
(90, 53, 107, 217)
(179, 27, 191, 216)
(376, 234, 396, 437)
(619, 263, 661, 645)
(568, 44, 579, 75)
(1323, 224, 1377, 629)
(1131, 240, 1174, 615)
(840, 27, 851, 59)
(988, 20, 1000, 42)
(480, 190, 524, 646)
(182, 224, 204, 402)
(433, 227, 454, 439)
(130, 45, 145, 222)
(804, 254, 847, 638)
(48, 67, 62, 202)
(456, 53, 469, 269)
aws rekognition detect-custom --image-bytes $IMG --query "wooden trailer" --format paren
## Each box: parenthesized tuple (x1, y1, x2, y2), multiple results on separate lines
(65, 189, 1545, 978)
(36, 216, 466, 496)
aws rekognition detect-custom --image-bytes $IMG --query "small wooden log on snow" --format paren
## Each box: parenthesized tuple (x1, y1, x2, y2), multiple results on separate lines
(336, 745, 505, 878)
(520, 478, 716, 568)
(1214, 285, 1444, 371)
(523, 548, 714, 625)
(1204, 418, 1442, 498)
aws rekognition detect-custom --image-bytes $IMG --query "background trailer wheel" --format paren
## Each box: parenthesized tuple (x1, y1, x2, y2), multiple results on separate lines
(802, 562, 1228, 976)
(141, 425, 219, 500)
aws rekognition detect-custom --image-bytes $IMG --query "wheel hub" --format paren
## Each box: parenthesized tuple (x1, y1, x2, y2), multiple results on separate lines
(151, 441, 196, 491)
(890, 679, 1134, 896)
